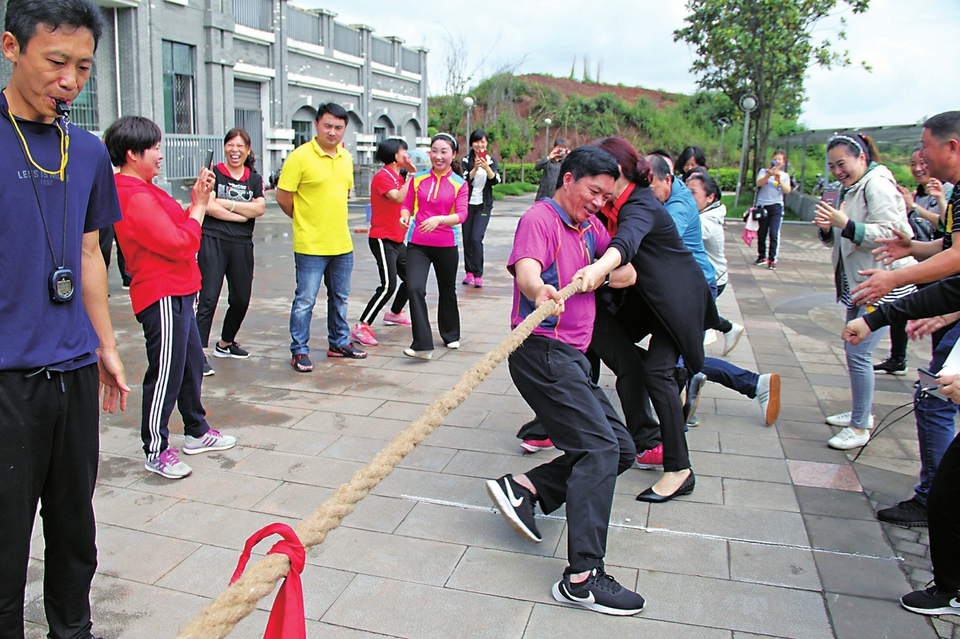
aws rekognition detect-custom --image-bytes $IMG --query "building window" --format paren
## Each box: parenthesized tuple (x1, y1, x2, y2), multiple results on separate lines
(162, 41, 196, 134)
(233, 0, 271, 31)
(72, 64, 99, 131)
(293, 120, 313, 148)
(373, 126, 386, 143)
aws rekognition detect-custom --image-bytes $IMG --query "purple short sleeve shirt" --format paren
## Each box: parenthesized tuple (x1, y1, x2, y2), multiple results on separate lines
(507, 198, 610, 352)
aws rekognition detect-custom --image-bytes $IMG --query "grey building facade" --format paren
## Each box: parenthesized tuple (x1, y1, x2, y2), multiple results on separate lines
(0, 0, 429, 185)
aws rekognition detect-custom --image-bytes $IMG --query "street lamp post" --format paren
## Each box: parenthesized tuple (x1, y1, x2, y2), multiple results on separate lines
(734, 94, 758, 208)
(544, 117, 552, 156)
(462, 96, 474, 140)
(716, 117, 731, 182)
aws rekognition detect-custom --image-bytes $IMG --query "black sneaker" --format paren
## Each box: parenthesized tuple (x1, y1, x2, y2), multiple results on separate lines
(290, 353, 313, 372)
(552, 568, 645, 616)
(877, 497, 927, 527)
(486, 474, 541, 542)
(873, 357, 907, 376)
(202, 355, 215, 377)
(327, 343, 367, 359)
(754, 257, 767, 265)
(214, 342, 250, 359)
(901, 585, 960, 616)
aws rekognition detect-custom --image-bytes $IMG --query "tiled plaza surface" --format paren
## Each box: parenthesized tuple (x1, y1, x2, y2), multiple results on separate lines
(24, 193, 959, 638)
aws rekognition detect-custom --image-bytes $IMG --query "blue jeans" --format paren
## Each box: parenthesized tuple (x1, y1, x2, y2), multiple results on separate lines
(290, 252, 353, 355)
(702, 357, 759, 397)
(845, 306, 887, 429)
(914, 321, 960, 505)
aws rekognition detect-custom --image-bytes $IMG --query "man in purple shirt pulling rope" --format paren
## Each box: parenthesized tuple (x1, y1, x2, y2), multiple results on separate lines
(485, 146, 646, 616)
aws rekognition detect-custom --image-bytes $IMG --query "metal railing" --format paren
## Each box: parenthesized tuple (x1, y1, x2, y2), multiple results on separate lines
(162, 135, 225, 180)
(371, 37, 393, 66)
(401, 48, 420, 74)
(233, 0, 271, 32)
(333, 23, 360, 56)
(287, 6, 320, 44)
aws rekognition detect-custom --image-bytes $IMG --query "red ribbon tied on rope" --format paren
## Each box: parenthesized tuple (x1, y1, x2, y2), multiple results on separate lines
(230, 523, 306, 639)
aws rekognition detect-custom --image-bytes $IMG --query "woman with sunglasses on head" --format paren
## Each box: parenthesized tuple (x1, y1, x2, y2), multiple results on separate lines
(195, 128, 265, 375)
(400, 133, 469, 360)
(814, 133, 917, 450)
(460, 129, 501, 288)
(351, 138, 418, 347)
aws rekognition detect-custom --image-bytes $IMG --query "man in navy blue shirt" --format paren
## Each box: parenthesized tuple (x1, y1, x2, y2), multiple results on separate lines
(0, 1, 129, 637)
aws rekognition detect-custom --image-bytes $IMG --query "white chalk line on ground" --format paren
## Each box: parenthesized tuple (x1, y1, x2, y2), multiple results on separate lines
(400, 494, 903, 563)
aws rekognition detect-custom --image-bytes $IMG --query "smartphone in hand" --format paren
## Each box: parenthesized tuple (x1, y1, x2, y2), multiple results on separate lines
(203, 149, 214, 171)
(918, 367, 950, 401)
(821, 190, 840, 208)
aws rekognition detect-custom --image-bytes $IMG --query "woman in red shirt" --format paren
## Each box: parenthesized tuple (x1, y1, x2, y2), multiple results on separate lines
(352, 138, 417, 346)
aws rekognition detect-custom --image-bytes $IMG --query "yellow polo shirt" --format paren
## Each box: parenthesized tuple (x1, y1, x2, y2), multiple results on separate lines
(278, 139, 354, 255)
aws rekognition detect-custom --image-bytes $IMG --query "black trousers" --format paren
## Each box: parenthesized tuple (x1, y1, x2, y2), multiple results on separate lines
(406, 244, 460, 350)
(196, 235, 254, 347)
(756, 203, 783, 262)
(359, 237, 408, 324)
(929, 433, 960, 591)
(633, 331, 691, 471)
(510, 337, 635, 574)
(589, 304, 661, 449)
(462, 204, 491, 277)
(98, 224, 131, 287)
(0, 364, 99, 639)
(137, 295, 210, 459)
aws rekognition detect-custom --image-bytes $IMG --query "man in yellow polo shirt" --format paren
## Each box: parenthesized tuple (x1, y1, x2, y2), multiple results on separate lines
(277, 102, 366, 371)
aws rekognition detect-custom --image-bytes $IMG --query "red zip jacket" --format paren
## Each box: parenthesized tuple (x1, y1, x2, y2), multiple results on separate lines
(114, 174, 203, 314)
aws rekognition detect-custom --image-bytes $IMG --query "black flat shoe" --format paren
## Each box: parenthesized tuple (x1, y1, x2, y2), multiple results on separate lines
(636, 470, 695, 503)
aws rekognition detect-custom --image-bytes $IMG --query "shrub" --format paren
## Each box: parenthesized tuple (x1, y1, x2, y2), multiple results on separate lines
(502, 163, 542, 185)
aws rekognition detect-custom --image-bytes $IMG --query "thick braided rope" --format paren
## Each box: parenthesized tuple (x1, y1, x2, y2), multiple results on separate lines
(174, 279, 583, 639)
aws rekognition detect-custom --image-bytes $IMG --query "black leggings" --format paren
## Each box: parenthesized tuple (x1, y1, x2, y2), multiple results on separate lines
(359, 237, 407, 324)
(406, 244, 461, 350)
(462, 204, 492, 277)
(196, 235, 254, 347)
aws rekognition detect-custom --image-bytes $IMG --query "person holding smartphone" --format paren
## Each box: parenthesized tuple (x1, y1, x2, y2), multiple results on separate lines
(754, 150, 792, 269)
(196, 128, 265, 375)
(460, 129, 501, 288)
(351, 138, 417, 347)
(814, 133, 916, 451)
(535, 138, 568, 201)
(108, 116, 238, 479)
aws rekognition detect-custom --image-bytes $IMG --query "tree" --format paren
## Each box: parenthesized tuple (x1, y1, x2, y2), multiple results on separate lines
(674, 0, 870, 185)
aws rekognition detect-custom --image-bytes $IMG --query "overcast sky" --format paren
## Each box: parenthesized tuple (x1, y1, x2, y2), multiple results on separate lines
(311, 0, 958, 131)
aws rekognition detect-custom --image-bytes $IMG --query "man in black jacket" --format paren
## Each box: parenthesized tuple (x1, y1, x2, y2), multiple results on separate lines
(534, 138, 568, 201)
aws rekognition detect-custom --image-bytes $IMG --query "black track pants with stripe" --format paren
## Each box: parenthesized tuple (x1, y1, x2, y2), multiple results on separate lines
(136, 294, 210, 459)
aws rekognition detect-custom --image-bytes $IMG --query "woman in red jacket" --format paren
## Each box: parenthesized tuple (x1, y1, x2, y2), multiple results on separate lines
(351, 138, 417, 347)
(106, 116, 237, 481)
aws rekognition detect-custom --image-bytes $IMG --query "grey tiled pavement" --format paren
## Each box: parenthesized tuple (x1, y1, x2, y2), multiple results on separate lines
(24, 193, 959, 638)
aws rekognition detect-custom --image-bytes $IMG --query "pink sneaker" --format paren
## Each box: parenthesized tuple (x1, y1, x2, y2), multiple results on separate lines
(473, 276, 484, 288)
(351, 324, 378, 347)
(636, 444, 663, 469)
(520, 438, 554, 453)
(462, 272, 475, 285)
(383, 310, 411, 326)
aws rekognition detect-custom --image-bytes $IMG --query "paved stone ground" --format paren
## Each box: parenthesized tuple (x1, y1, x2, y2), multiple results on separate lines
(23, 193, 959, 638)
